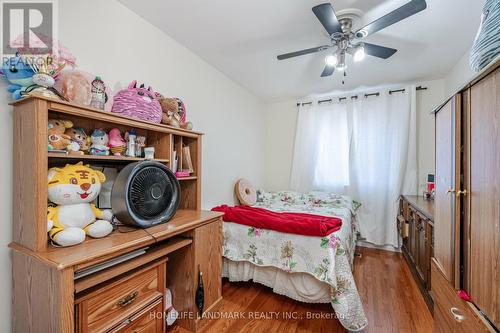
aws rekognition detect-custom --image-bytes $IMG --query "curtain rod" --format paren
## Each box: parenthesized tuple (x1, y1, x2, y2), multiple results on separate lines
(296, 85, 428, 106)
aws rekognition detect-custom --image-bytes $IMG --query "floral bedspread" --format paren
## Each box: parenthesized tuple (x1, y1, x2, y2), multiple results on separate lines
(222, 191, 368, 331)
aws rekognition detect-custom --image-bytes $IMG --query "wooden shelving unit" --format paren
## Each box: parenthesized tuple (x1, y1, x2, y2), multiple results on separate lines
(12, 96, 203, 253)
(9, 96, 222, 333)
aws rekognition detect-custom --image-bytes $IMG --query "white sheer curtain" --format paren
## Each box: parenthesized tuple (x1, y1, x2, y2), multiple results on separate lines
(290, 87, 417, 247)
(290, 102, 350, 193)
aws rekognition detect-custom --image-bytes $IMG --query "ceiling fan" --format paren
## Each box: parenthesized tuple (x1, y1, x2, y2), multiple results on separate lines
(277, 0, 427, 77)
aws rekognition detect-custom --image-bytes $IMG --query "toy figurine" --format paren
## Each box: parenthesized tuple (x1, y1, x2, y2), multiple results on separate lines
(89, 129, 110, 156)
(0, 54, 34, 99)
(108, 128, 127, 156)
(125, 130, 137, 157)
(135, 135, 146, 157)
(65, 127, 90, 153)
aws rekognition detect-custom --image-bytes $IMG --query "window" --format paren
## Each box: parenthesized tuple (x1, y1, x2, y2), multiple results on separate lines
(312, 104, 350, 191)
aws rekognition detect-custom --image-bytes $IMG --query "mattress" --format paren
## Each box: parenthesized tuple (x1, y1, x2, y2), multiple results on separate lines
(222, 191, 368, 331)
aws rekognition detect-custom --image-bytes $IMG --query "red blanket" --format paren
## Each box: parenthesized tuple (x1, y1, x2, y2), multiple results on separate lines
(211, 205, 342, 237)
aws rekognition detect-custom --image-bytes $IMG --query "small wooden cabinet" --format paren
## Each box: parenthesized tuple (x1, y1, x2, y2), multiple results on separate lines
(398, 195, 434, 309)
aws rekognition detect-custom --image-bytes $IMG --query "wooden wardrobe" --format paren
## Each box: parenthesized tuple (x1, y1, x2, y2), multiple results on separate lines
(433, 60, 499, 332)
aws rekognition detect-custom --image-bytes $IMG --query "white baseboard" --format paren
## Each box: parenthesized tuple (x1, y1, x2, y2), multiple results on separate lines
(356, 240, 401, 253)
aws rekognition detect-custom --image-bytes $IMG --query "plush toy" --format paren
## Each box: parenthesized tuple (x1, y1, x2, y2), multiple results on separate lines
(48, 132, 72, 151)
(54, 70, 113, 111)
(48, 119, 75, 151)
(156, 95, 193, 130)
(108, 128, 126, 156)
(89, 128, 110, 156)
(0, 54, 34, 99)
(64, 127, 90, 153)
(158, 97, 181, 127)
(112, 81, 162, 123)
(47, 163, 113, 246)
(57, 70, 92, 105)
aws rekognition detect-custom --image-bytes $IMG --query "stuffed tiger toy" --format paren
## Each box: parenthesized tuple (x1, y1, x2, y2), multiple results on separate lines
(47, 162, 113, 246)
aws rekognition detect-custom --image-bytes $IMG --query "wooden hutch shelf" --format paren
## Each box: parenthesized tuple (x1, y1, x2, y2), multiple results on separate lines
(48, 152, 169, 163)
(177, 176, 198, 181)
(9, 96, 222, 333)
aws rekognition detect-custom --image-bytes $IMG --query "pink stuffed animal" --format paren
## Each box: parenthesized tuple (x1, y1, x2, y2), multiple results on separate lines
(108, 128, 126, 156)
(111, 80, 162, 123)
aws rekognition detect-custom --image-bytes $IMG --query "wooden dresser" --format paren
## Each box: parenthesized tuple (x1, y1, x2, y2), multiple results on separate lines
(432, 60, 499, 332)
(398, 195, 434, 310)
(9, 96, 223, 333)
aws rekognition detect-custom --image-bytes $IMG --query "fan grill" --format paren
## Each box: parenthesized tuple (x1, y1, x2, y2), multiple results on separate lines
(128, 166, 175, 219)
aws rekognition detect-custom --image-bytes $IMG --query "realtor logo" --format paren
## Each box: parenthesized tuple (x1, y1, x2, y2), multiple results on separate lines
(1, 1, 55, 55)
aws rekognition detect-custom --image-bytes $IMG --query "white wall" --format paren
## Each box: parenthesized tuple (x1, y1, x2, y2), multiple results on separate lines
(264, 100, 298, 191)
(443, 51, 476, 98)
(0, 0, 266, 330)
(264, 80, 446, 193)
(415, 79, 444, 193)
(0, 87, 13, 333)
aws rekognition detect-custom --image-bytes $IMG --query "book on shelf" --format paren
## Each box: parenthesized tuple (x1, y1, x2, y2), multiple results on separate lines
(182, 146, 194, 173)
(172, 150, 178, 172)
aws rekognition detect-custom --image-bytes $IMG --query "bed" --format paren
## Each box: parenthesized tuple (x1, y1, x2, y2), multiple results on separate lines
(221, 191, 368, 331)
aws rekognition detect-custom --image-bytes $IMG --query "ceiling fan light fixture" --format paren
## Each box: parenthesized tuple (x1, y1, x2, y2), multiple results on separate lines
(325, 54, 338, 67)
(276, 1, 426, 77)
(336, 52, 346, 71)
(353, 44, 365, 62)
(355, 30, 367, 38)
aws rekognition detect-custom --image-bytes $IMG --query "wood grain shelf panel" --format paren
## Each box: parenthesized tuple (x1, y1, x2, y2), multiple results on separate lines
(176, 176, 197, 181)
(48, 152, 169, 163)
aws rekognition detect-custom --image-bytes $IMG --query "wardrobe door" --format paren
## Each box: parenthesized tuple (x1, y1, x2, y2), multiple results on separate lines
(434, 96, 460, 285)
(469, 67, 500, 328)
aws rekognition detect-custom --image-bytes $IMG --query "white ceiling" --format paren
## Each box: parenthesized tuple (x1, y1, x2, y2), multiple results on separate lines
(119, 0, 483, 102)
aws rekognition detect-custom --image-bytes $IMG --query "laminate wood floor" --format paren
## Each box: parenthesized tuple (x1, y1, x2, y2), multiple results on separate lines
(169, 247, 433, 333)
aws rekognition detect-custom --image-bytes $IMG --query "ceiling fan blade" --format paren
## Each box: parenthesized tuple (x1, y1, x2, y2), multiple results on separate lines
(355, 0, 427, 38)
(277, 45, 330, 60)
(312, 3, 343, 36)
(321, 65, 335, 77)
(363, 43, 397, 59)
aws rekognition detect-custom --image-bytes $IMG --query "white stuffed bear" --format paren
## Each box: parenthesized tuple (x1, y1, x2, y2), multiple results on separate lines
(47, 162, 113, 246)
(89, 128, 110, 156)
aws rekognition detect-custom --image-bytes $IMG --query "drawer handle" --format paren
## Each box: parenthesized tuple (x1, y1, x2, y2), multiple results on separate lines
(450, 307, 465, 322)
(117, 291, 139, 307)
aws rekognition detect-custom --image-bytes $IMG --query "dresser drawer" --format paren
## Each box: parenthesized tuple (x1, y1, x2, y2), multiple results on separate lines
(76, 259, 166, 333)
(432, 259, 492, 333)
(109, 298, 164, 333)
